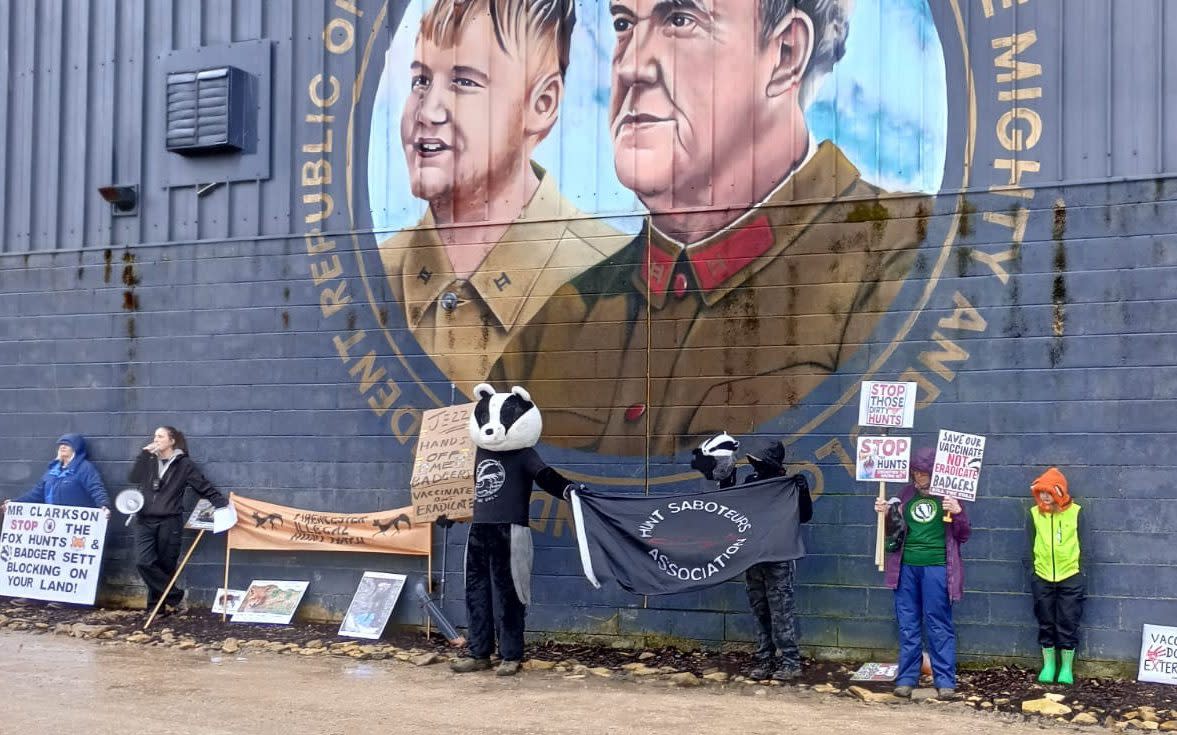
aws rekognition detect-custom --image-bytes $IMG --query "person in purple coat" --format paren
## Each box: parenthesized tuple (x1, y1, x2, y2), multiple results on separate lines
(874, 446, 970, 699)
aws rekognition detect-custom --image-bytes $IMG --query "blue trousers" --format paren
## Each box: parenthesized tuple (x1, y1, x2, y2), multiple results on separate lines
(894, 564, 956, 688)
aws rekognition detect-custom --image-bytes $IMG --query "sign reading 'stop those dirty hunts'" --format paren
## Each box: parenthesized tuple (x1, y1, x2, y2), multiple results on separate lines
(857, 382, 918, 429)
(410, 403, 476, 523)
(0, 502, 107, 604)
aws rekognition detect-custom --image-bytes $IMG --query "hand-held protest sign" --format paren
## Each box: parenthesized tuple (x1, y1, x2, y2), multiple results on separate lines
(0, 502, 107, 604)
(856, 437, 911, 482)
(856, 437, 911, 569)
(857, 382, 918, 571)
(930, 429, 986, 521)
(410, 402, 476, 524)
(858, 381, 917, 429)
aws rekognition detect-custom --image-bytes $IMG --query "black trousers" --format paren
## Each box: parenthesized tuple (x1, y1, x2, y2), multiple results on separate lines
(465, 523, 525, 662)
(134, 515, 184, 608)
(1032, 574, 1085, 649)
(745, 560, 801, 671)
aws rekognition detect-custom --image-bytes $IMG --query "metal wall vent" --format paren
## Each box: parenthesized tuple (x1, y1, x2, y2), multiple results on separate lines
(166, 66, 250, 155)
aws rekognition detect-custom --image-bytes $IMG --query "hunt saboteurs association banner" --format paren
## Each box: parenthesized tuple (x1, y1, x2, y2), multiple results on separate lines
(228, 495, 429, 556)
(570, 476, 805, 595)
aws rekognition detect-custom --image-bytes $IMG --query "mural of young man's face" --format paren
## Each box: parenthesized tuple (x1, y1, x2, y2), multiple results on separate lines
(400, 12, 532, 213)
(608, 0, 813, 212)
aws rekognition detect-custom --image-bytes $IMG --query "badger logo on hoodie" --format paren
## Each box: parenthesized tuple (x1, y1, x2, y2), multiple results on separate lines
(474, 459, 506, 503)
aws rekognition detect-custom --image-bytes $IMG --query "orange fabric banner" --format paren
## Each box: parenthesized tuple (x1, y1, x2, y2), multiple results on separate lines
(228, 494, 430, 557)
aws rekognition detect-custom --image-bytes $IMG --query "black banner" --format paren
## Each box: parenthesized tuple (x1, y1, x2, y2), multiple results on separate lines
(570, 476, 805, 595)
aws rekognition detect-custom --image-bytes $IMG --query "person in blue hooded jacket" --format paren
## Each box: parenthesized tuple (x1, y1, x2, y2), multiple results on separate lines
(4, 434, 110, 512)
(2, 434, 110, 605)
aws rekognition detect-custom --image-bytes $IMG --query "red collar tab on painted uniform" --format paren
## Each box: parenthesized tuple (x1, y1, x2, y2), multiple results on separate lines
(641, 216, 775, 297)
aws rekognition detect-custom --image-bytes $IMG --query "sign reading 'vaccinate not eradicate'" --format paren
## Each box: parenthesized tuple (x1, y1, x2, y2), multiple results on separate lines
(0, 502, 107, 604)
(929, 429, 986, 502)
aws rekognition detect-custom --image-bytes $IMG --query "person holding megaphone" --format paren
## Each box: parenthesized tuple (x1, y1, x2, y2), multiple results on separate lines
(128, 426, 228, 617)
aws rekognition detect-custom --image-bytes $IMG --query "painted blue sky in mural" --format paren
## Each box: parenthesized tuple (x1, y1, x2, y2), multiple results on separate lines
(367, 0, 948, 236)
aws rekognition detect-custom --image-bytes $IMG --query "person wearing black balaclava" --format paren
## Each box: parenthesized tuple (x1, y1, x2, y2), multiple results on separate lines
(741, 441, 811, 681)
(690, 435, 812, 681)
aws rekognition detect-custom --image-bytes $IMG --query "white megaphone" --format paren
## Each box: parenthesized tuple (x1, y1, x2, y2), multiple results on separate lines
(115, 489, 145, 526)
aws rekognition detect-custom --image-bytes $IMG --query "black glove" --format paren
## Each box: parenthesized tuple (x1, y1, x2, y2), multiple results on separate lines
(434, 514, 455, 529)
(884, 501, 907, 553)
(563, 484, 586, 500)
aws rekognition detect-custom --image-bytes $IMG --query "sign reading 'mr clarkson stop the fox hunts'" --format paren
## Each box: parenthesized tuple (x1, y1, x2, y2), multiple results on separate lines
(0, 502, 107, 605)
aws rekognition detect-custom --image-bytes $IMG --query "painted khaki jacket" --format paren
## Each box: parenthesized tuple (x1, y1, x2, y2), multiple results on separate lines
(379, 165, 627, 396)
(489, 142, 930, 456)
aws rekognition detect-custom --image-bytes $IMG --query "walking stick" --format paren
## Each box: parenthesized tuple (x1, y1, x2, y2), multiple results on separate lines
(143, 529, 205, 630)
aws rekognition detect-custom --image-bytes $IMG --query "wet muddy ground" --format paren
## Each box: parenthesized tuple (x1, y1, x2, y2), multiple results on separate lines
(1, 629, 1063, 735)
(1, 601, 1173, 732)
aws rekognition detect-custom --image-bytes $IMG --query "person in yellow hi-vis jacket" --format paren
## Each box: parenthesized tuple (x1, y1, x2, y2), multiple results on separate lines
(1028, 467, 1085, 685)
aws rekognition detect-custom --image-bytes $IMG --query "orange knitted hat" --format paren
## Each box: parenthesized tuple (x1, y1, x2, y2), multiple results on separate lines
(1031, 467, 1071, 512)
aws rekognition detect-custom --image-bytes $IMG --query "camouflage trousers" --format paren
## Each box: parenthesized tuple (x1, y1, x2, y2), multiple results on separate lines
(745, 560, 801, 671)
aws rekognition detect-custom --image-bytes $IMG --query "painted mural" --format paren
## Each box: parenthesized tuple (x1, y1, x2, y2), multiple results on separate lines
(303, 0, 1053, 489)
(369, 0, 947, 458)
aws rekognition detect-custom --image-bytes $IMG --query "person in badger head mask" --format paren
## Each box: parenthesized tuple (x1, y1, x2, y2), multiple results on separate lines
(690, 435, 812, 681)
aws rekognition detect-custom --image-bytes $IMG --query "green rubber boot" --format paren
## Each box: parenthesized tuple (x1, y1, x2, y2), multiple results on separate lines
(1057, 649, 1075, 686)
(1037, 647, 1056, 684)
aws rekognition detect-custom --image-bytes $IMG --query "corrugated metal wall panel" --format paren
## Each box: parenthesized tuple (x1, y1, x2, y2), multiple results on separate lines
(83, 0, 117, 251)
(110, 0, 144, 247)
(228, 0, 264, 238)
(59, 0, 91, 248)
(1, 0, 1175, 253)
(260, 0, 294, 238)
(139, 0, 170, 246)
(1163, 0, 1176, 172)
(6, 3, 35, 251)
(168, 0, 199, 243)
(1112, 0, 1161, 176)
(0, 3, 12, 247)
(1060, 0, 1111, 181)
(1014, 0, 1061, 183)
(195, 0, 233, 242)
(32, 0, 62, 249)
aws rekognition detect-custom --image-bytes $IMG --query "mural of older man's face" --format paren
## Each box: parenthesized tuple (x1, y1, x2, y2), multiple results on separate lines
(608, 0, 813, 214)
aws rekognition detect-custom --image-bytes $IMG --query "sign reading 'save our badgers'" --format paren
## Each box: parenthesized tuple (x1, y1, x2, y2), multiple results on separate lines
(569, 476, 805, 595)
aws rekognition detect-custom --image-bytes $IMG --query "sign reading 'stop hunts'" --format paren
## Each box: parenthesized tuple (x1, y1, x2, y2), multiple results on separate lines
(0, 502, 107, 604)
(930, 430, 987, 502)
(857, 382, 918, 429)
(856, 437, 912, 483)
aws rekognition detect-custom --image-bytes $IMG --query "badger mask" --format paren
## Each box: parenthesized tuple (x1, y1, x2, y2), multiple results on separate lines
(469, 384, 543, 453)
